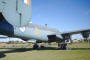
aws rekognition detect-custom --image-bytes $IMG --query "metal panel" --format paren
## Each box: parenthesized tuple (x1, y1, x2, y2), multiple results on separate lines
(0, 0, 31, 27)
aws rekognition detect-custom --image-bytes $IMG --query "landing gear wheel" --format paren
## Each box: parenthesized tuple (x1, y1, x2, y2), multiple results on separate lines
(61, 44, 67, 50)
(58, 43, 67, 50)
(40, 45, 45, 48)
(33, 43, 39, 49)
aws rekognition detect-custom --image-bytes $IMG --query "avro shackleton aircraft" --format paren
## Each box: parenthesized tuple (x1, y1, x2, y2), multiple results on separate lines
(0, 0, 90, 49)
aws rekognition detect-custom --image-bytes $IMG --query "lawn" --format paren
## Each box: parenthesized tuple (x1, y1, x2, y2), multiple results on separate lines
(0, 49, 90, 60)
(0, 42, 90, 60)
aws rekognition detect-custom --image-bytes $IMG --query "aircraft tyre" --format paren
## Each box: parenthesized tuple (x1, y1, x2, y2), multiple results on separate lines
(58, 43, 67, 50)
(33, 43, 39, 49)
(40, 45, 45, 48)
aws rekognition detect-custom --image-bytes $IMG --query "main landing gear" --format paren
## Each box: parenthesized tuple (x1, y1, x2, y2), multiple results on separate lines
(33, 43, 39, 49)
(33, 43, 45, 49)
(33, 43, 68, 50)
(58, 43, 67, 50)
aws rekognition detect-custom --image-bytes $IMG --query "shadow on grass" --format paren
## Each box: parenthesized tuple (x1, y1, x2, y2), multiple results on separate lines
(0, 47, 63, 58)
(71, 48, 90, 50)
(0, 47, 58, 58)
(36, 47, 90, 50)
(0, 48, 33, 58)
(0, 52, 6, 58)
(0, 47, 90, 58)
(0, 48, 33, 53)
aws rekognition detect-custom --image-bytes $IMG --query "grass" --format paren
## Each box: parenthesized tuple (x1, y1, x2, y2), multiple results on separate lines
(0, 50, 90, 60)
(0, 42, 90, 60)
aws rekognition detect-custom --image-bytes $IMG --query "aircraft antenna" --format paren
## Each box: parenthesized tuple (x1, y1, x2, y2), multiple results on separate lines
(45, 24, 47, 27)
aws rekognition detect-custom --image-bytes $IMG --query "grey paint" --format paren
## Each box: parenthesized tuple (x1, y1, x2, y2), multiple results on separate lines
(0, 0, 90, 42)
(0, 0, 31, 26)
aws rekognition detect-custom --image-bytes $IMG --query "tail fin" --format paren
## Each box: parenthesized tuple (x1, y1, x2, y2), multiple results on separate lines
(1, 0, 32, 27)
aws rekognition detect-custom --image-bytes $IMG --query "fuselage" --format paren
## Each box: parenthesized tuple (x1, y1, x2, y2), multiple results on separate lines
(14, 24, 62, 41)
(0, 0, 62, 42)
(0, 19, 62, 42)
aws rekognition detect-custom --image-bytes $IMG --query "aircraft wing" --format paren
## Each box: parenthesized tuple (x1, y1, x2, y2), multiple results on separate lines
(60, 28, 90, 40)
(61, 28, 90, 35)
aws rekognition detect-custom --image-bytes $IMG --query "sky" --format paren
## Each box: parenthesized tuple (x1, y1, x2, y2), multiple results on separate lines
(32, 0, 90, 32)
(0, 0, 90, 41)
